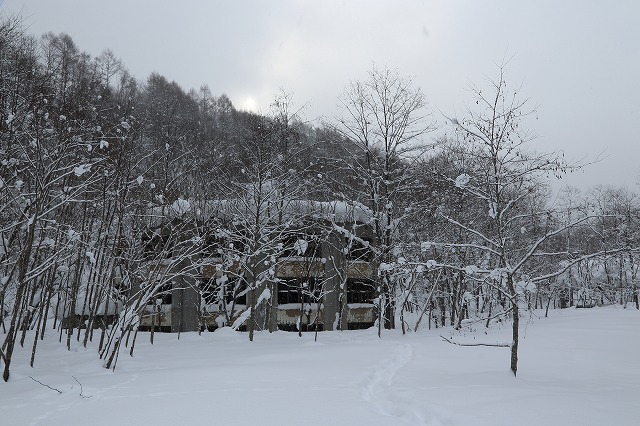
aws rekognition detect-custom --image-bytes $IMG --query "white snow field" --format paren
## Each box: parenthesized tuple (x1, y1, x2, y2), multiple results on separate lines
(1, 306, 638, 425)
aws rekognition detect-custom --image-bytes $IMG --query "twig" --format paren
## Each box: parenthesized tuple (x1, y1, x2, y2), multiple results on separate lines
(460, 307, 513, 326)
(29, 376, 62, 394)
(440, 335, 510, 348)
(72, 375, 92, 399)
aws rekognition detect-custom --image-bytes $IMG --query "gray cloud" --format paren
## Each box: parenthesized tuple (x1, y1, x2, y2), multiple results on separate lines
(4, 0, 639, 189)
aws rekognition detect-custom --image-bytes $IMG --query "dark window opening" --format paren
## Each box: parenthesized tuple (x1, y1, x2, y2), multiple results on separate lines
(202, 222, 245, 258)
(147, 282, 173, 305)
(201, 278, 218, 305)
(281, 233, 321, 258)
(347, 278, 375, 304)
(142, 230, 174, 260)
(348, 322, 373, 330)
(278, 277, 322, 305)
(203, 233, 225, 258)
(201, 276, 247, 306)
(229, 240, 245, 254)
(278, 323, 324, 332)
(347, 239, 372, 262)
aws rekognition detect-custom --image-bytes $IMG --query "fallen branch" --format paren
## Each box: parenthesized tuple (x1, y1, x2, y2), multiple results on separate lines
(72, 376, 92, 399)
(440, 335, 510, 348)
(29, 376, 62, 394)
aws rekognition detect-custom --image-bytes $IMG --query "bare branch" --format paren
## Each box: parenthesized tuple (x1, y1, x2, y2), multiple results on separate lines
(29, 376, 62, 394)
(440, 335, 510, 348)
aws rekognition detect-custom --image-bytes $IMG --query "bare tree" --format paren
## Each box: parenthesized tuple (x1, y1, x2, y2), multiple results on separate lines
(334, 65, 434, 334)
(212, 95, 313, 341)
(0, 25, 113, 380)
(431, 64, 594, 376)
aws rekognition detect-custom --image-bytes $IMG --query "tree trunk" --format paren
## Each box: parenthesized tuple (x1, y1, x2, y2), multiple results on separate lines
(507, 274, 519, 377)
(510, 302, 519, 376)
(2, 213, 38, 382)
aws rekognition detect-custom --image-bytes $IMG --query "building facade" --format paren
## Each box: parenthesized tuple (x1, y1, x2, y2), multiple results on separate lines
(138, 217, 378, 333)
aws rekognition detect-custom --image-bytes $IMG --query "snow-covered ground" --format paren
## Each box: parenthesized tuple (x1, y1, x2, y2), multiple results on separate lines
(1, 306, 638, 425)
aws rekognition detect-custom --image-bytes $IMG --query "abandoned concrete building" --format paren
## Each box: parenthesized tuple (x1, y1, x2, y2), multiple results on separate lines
(137, 201, 378, 333)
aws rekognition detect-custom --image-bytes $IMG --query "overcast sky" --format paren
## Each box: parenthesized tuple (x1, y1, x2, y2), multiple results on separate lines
(2, 0, 639, 191)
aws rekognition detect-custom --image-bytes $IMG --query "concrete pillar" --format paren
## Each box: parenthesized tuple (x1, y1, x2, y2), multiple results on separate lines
(322, 230, 347, 331)
(170, 258, 200, 332)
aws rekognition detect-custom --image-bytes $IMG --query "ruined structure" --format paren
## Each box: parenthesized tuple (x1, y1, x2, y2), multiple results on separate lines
(137, 201, 378, 333)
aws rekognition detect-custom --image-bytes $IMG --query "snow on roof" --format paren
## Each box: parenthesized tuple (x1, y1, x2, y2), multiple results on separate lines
(145, 198, 373, 227)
